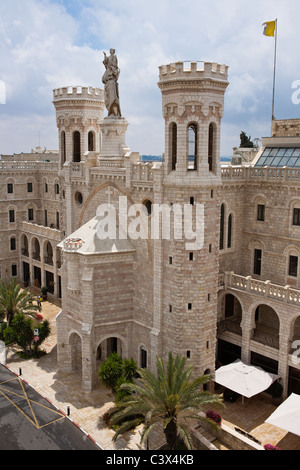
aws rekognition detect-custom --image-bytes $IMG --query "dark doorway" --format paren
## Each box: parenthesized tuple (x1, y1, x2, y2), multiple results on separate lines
(107, 337, 118, 357)
(46, 271, 54, 294)
(33, 266, 41, 289)
(217, 339, 241, 366)
(288, 367, 300, 395)
(23, 262, 30, 284)
(251, 352, 278, 375)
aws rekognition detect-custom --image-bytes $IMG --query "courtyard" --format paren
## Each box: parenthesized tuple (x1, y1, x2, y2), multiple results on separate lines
(2, 296, 300, 451)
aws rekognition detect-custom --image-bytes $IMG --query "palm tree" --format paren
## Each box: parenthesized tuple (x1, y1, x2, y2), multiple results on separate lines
(110, 352, 224, 450)
(0, 279, 41, 326)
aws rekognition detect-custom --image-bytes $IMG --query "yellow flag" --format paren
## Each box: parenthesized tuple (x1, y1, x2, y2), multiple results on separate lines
(263, 20, 276, 37)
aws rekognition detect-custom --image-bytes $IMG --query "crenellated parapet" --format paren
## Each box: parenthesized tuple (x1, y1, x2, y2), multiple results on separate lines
(53, 86, 104, 102)
(158, 61, 229, 85)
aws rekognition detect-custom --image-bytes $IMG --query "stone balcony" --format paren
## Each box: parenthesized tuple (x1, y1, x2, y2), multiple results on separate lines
(22, 222, 62, 242)
(220, 272, 300, 308)
(221, 165, 300, 184)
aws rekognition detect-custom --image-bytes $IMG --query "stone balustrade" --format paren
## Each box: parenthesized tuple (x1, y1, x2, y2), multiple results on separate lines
(0, 161, 58, 171)
(222, 272, 300, 307)
(131, 162, 154, 183)
(221, 165, 300, 183)
(23, 222, 61, 242)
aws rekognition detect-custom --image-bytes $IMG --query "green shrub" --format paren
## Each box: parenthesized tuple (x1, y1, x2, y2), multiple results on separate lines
(98, 354, 138, 395)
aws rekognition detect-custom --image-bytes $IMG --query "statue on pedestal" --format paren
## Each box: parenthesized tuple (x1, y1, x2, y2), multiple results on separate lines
(102, 49, 122, 118)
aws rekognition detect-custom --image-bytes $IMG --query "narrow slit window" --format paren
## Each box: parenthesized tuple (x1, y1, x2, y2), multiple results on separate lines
(208, 123, 215, 171)
(171, 123, 177, 171)
(73, 131, 81, 162)
(187, 124, 197, 170)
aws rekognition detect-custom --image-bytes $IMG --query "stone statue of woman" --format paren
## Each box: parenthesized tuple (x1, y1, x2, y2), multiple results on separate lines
(102, 49, 122, 118)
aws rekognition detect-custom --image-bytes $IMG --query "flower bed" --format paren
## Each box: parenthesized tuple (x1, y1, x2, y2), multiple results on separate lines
(264, 444, 281, 451)
(206, 410, 222, 425)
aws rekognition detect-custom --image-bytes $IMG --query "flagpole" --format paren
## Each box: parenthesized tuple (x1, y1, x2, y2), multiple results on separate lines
(272, 19, 278, 123)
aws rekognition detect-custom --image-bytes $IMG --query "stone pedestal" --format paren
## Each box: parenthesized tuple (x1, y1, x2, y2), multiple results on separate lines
(99, 117, 129, 158)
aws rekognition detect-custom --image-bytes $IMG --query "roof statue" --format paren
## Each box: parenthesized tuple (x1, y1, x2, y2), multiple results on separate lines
(102, 48, 122, 118)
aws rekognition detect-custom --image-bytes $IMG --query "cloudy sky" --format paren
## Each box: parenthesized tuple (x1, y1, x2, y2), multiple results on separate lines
(0, 0, 300, 157)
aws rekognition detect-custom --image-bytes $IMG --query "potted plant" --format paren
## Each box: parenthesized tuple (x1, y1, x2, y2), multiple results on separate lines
(41, 286, 48, 301)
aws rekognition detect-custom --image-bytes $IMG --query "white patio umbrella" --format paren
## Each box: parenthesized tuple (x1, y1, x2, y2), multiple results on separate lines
(214, 360, 279, 400)
(265, 393, 300, 436)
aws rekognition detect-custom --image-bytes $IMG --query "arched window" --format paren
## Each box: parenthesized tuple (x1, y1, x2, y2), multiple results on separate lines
(170, 123, 177, 171)
(220, 204, 225, 250)
(228, 213, 233, 249)
(187, 123, 198, 170)
(88, 131, 95, 151)
(61, 131, 66, 163)
(73, 131, 81, 162)
(208, 123, 216, 172)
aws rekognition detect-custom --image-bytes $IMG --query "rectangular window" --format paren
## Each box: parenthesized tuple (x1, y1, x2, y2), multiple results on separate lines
(254, 249, 262, 276)
(289, 256, 298, 277)
(28, 208, 34, 221)
(141, 349, 147, 369)
(7, 183, 13, 194)
(11, 264, 17, 277)
(55, 184, 60, 195)
(45, 183, 48, 193)
(293, 208, 300, 226)
(44, 210, 48, 227)
(10, 238, 16, 251)
(56, 212, 60, 230)
(9, 209, 15, 223)
(27, 182, 33, 193)
(257, 205, 265, 222)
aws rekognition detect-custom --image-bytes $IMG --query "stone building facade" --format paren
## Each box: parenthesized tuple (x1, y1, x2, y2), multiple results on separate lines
(1, 60, 300, 397)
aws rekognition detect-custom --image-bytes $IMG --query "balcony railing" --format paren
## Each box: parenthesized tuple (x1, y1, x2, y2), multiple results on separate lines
(222, 272, 300, 307)
(22, 222, 61, 242)
(32, 252, 41, 261)
(44, 256, 54, 266)
(217, 319, 242, 336)
(252, 329, 279, 350)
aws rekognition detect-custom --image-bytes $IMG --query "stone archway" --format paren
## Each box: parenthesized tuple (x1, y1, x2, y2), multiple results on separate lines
(253, 304, 280, 350)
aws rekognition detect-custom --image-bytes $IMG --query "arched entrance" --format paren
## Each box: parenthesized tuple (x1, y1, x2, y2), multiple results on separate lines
(253, 304, 280, 350)
(96, 336, 125, 368)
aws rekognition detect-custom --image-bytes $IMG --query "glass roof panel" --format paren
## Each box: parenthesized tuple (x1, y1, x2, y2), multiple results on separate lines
(255, 148, 300, 167)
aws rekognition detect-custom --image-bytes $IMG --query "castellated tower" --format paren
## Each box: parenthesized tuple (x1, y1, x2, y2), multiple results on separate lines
(53, 86, 104, 236)
(156, 61, 229, 378)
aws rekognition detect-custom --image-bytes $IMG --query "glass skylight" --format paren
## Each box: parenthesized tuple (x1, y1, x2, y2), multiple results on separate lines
(255, 148, 300, 168)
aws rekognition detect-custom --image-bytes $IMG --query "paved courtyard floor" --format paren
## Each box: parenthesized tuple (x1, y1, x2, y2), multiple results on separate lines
(3, 296, 300, 451)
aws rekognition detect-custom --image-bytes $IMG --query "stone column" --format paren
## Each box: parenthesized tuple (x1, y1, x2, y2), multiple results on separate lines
(240, 317, 254, 364)
(278, 331, 290, 398)
(99, 118, 129, 158)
